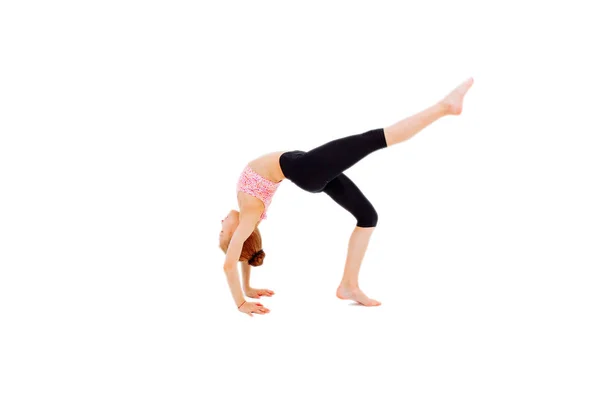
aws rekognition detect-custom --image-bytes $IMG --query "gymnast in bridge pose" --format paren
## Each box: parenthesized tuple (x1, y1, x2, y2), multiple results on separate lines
(219, 78, 474, 316)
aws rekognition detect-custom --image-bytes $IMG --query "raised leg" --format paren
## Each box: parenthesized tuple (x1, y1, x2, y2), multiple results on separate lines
(383, 77, 474, 146)
(294, 128, 388, 193)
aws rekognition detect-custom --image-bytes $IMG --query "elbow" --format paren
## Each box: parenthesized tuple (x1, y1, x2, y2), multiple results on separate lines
(223, 263, 235, 272)
(223, 255, 238, 272)
(223, 240, 243, 272)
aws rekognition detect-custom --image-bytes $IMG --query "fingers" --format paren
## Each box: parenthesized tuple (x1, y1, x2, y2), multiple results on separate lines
(241, 302, 270, 316)
(252, 303, 270, 314)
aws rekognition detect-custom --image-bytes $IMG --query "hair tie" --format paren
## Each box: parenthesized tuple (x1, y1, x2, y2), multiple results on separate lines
(249, 249, 262, 264)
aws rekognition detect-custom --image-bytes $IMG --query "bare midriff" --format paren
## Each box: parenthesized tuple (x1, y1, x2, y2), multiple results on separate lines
(246, 151, 287, 183)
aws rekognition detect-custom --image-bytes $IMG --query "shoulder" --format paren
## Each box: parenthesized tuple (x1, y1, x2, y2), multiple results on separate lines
(240, 205, 262, 224)
(230, 206, 261, 243)
(237, 191, 265, 213)
(238, 203, 262, 228)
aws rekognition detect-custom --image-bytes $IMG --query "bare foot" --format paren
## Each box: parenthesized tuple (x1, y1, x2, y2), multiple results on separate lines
(336, 286, 381, 307)
(440, 77, 474, 115)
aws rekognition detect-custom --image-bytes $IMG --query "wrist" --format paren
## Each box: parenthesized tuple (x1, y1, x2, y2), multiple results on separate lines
(237, 300, 247, 309)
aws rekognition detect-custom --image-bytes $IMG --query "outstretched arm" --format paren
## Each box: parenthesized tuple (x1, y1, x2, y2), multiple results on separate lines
(241, 261, 251, 292)
(241, 261, 275, 299)
(223, 209, 270, 315)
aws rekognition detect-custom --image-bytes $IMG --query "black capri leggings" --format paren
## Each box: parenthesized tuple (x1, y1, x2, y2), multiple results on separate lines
(279, 128, 388, 228)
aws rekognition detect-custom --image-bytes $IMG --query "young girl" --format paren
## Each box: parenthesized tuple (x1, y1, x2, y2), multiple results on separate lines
(219, 77, 474, 316)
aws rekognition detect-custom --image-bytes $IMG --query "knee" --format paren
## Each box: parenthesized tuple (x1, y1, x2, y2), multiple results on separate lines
(356, 207, 378, 228)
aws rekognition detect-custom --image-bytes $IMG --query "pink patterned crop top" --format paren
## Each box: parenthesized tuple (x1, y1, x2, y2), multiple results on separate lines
(236, 165, 281, 220)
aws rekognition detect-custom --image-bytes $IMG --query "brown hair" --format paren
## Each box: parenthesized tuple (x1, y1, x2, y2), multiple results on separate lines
(220, 227, 265, 266)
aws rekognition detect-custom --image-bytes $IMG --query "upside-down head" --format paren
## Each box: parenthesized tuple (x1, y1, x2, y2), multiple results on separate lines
(219, 209, 265, 266)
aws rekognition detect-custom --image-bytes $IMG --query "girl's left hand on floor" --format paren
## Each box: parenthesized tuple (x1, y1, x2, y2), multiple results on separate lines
(245, 288, 275, 298)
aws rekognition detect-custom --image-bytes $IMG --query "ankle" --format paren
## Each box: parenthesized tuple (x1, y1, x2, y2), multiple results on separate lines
(436, 101, 451, 116)
(339, 281, 359, 290)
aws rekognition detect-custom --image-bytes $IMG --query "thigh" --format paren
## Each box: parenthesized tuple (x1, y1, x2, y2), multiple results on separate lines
(302, 128, 387, 184)
(322, 173, 378, 227)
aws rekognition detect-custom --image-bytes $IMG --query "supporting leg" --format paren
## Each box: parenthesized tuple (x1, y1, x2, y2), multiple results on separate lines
(322, 174, 381, 306)
(336, 226, 381, 306)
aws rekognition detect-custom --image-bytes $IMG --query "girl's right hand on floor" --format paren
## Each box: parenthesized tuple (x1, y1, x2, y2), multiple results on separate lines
(238, 301, 270, 317)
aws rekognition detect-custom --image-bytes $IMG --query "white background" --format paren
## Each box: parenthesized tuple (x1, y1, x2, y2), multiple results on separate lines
(1, 1, 599, 399)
